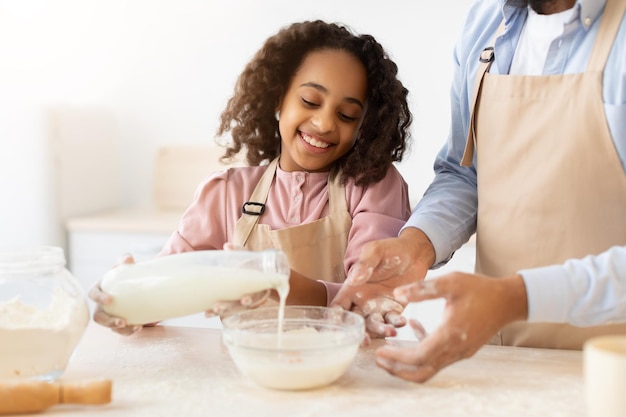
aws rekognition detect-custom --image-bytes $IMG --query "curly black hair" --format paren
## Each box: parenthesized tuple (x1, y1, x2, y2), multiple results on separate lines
(216, 20, 412, 187)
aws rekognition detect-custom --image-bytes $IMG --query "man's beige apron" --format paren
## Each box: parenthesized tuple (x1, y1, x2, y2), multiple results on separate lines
(232, 158, 352, 285)
(462, 0, 626, 349)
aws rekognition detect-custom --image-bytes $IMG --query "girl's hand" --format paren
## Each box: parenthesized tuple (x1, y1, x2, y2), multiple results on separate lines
(332, 281, 406, 340)
(88, 253, 144, 336)
(207, 290, 271, 318)
(331, 230, 434, 340)
(205, 243, 271, 318)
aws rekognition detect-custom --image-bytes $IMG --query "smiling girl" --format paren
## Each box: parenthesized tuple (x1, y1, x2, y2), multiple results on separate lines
(92, 20, 413, 337)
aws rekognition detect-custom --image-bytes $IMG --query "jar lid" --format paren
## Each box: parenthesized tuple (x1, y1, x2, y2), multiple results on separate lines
(0, 246, 65, 275)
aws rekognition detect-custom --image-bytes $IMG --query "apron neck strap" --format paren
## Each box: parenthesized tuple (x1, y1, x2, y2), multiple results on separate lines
(328, 169, 348, 215)
(461, 21, 505, 167)
(233, 159, 347, 247)
(586, 0, 626, 72)
(232, 158, 278, 247)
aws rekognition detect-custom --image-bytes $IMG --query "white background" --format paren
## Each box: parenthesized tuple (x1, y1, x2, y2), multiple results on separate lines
(0, 0, 474, 249)
(1, 0, 480, 338)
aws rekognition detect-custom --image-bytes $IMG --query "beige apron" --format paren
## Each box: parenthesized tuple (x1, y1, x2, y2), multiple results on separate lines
(232, 158, 352, 284)
(462, 0, 626, 349)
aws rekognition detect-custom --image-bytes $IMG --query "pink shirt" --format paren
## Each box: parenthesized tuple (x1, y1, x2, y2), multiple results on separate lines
(160, 163, 411, 304)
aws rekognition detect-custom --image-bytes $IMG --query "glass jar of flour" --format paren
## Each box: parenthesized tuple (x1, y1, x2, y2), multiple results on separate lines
(0, 246, 89, 381)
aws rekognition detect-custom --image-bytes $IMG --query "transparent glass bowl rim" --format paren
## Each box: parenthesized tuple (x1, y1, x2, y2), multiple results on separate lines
(222, 305, 365, 353)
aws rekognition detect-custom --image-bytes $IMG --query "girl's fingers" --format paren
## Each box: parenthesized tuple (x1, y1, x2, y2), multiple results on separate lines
(88, 285, 112, 305)
(365, 313, 397, 338)
(384, 312, 407, 328)
(117, 253, 135, 265)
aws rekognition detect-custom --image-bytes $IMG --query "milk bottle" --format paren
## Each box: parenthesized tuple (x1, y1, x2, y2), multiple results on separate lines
(100, 249, 290, 325)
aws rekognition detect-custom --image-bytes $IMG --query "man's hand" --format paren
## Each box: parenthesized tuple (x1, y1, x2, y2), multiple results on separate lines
(374, 272, 528, 382)
(343, 228, 435, 287)
(331, 228, 435, 338)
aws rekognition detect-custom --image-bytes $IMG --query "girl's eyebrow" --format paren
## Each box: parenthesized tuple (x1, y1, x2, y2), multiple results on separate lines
(300, 82, 364, 109)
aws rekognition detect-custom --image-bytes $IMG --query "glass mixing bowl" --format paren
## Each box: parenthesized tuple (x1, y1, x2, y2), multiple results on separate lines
(222, 305, 365, 390)
(0, 246, 89, 380)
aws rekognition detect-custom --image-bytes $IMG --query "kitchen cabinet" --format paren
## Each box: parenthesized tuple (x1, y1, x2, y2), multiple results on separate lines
(65, 145, 236, 328)
(66, 145, 242, 290)
(66, 208, 179, 294)
(66, 208, 223, 329)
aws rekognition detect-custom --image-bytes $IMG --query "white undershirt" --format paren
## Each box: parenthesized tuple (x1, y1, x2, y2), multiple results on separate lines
(510, 5, 575, 75)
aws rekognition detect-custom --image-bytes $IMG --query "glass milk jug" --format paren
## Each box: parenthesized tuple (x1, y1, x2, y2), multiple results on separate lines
(100, 249, 290, 325)
(0, 246, 89, 380)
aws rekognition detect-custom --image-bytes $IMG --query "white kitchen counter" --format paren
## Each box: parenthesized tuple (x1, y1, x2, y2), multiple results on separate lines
(43, 322, 584, 417)
(66, 207, 182, 234)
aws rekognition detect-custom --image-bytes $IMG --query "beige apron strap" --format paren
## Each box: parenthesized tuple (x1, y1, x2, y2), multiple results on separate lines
(586, 0, 626, 72)
(461, 22, 506, 167)
(232, 158, 279, 247)
(327, 170, 348, 215)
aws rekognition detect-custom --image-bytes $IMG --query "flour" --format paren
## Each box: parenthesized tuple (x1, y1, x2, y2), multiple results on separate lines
(0, 288, 89, 379)
(363, 297, 398, 315)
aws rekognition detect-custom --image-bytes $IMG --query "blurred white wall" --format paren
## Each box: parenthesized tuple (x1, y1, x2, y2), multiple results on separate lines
(0, 0, 473, 250)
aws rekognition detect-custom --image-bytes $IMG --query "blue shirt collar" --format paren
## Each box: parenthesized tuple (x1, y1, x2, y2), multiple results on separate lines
(579, 0, 606, 29)
(502, 0, 606, 30)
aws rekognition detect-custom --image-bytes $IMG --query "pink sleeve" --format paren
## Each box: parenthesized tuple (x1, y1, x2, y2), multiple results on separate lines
(320, 166, 410, 306)
(159, 231, 196, 256)
(318, 281, 343, 306)
(159, 170, 234, 256)
(343, 165, 412, 278)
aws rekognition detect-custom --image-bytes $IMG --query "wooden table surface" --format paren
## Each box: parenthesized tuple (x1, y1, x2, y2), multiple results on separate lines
(30, 322, 584, 417)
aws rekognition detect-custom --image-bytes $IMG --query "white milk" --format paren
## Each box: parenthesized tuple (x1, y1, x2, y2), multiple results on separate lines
(101, 251, 290, 325)
(276, 285, 289, 347)
(0, 288, 89, 380)
(229, 328, 358, 390)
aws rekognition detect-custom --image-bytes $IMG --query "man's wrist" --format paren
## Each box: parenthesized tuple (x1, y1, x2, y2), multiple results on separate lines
(501, 274, 529, 322)
(399, 227, 436, 270)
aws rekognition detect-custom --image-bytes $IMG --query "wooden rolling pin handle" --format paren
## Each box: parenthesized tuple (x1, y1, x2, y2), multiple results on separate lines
(0, 379, 112, 415)
(60, 379, 113, 404)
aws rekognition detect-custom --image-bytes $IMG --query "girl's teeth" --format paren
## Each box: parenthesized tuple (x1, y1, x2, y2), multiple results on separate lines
(302, 133, 330, 149)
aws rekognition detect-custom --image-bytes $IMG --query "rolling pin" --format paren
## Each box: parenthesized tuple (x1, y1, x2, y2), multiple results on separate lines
(0, 379, 112, 415)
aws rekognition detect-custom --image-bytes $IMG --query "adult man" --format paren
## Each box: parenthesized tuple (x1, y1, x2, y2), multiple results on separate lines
(333, 0, 626, 382)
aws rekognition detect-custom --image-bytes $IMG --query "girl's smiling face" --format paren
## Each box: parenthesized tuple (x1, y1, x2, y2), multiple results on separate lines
(277, 49, 367, 173)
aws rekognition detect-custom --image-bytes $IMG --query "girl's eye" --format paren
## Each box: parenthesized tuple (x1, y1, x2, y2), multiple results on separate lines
(339, 113, 358, 122)
(301, 97, 359, 122)
(302, 98, 319, 107)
